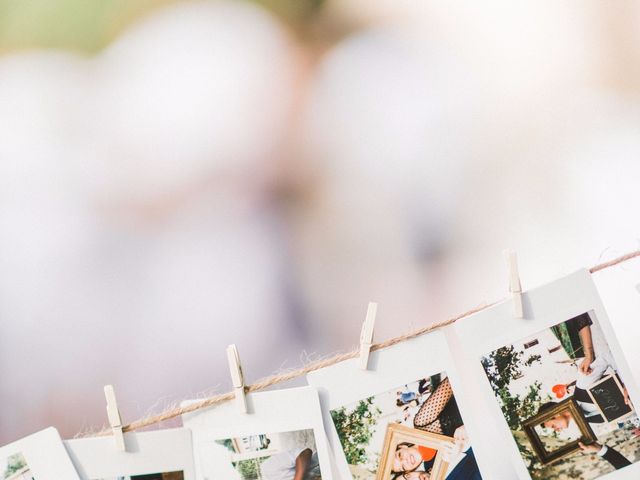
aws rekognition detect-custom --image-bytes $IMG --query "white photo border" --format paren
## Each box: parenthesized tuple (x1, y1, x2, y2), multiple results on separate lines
(181, 385, 333, 480)
(0, 427, 81, 479)
(64, 428, 195, 480)
(307, 328, 490, 479)
(447, 268, 640, 480)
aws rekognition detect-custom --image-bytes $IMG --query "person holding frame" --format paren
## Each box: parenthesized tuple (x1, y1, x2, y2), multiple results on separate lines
(377, 424, 452, 480)
(386, 432, 480, 480)
(533, 401, 631, 470)
(410, 375, 482, 480)
(568, 314, 633, 422)
(531, 313, 637, 470)
(373, 375, 483, 480)
(308, 332, 487, 480)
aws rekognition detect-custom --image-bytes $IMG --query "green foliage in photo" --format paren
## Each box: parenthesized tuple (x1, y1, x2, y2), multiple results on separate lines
(234, 457, 268, 480)
(331, 397, 382, 466)
(3, 453, 27, 479)
(551, 322, 585, 359)
(482, 345, 552, 469)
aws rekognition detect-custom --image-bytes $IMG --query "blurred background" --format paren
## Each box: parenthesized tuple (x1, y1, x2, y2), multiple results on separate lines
(2, 0, 640, 443)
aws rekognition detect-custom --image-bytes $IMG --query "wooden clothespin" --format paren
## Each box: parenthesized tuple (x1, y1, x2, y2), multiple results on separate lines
(104, 384, 126, 451)
(359, 302, 378, 370)
(504, 250, 524, 318)
(227, 344, 248, 413)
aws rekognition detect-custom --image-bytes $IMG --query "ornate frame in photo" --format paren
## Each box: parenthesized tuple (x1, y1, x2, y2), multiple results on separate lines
(522, 398, 597, 465)
(376, 423, 454, 480)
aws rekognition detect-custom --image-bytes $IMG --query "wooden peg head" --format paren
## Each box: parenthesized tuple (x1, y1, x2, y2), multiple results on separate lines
(226, 344, 248, 413)
(359, 302, 377, 370)
(503, 250, 524, 318)
(104, 384, 126, 451)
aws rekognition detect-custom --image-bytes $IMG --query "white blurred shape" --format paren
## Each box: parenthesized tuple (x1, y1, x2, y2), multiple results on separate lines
(326, 0, 603, 109)
(0, 53, 86, 195)
(0, 52, 94, 304)
(306, 28, 475, 241)
(560, 95, 640, 246)
(298, 28, 478, 341)
(0, 52, 106, 436)
(91, 0, 297, 202)
(0, 1, 302, 442)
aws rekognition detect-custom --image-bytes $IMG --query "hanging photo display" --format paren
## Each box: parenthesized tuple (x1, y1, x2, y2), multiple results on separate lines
(181, 386, 333, 480)
(308, 330, 485, 480)
(1, 255, 639, 480)
(449, 269, 640, 480)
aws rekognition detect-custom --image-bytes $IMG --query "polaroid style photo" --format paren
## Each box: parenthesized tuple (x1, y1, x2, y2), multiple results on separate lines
(307, 328, 486, 480)
(64, 428, 195, 480)
(181, 385, 333, 480)
(447, 269, 640, 480)
(0, 427, 81, 479)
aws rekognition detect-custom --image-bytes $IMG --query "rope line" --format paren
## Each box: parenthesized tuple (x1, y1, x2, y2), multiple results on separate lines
(98, 249, 640, 435)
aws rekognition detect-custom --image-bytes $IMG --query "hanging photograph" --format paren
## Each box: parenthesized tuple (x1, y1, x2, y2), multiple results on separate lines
(445, 269, 640, 479)
(308, 330, 484, 480)
(328, 371, 473, 480)
(1, 452, 32, 480)
(0, 428, 80, 479)
(480, 310, 640, 479)
(182, 386, 333, 480)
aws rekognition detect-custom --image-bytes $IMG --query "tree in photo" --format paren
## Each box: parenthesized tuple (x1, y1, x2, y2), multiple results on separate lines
(235, 457, 268, 480)
(331, 397, 382, 466)
(3, 453, 27, 479)
(482, 345, 543, 428)
(482, 346, 548, 469)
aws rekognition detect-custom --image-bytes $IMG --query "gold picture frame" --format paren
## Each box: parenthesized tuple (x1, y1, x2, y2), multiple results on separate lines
(376, 423, 453, 480)
(522, 398, 597, 465)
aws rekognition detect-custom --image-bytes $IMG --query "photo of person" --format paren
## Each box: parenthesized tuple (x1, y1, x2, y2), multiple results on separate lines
(521, 397, 599, 466)
(534, 408, 582, 450)
(1, 453, 33, 480)
(199, 429, 322, 480)
(330, 371, 482, 480)
(92, 473, 184, 480)
(481, 311, 640, 479)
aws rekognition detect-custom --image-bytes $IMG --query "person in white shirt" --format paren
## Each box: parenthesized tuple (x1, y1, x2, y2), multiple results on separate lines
(259, 448, 321, 480)
(553, 313, 632, 425)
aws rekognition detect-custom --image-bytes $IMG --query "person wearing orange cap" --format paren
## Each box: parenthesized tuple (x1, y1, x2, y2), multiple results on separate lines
(392, 438, 482, 480)
(411, 375, 482, 479)
(392, 442, 437, 474)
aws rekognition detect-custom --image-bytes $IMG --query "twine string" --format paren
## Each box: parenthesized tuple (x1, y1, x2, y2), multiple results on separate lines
(104, 249, 640, 435)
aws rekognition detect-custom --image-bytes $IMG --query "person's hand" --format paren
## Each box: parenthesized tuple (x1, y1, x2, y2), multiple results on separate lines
(623, 388, 632, 408)
(579, 354, 594, 374)
(578, 441, 602, 454)
(453, 425, 470, 453)
(440, 441, 458, 462)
